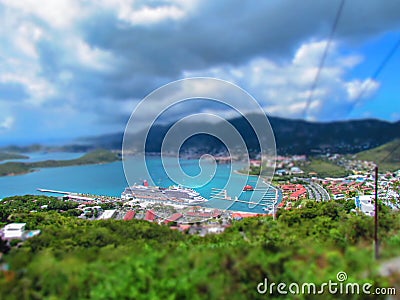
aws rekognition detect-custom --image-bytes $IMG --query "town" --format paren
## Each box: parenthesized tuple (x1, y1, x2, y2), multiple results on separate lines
(1, 154, 399, 244)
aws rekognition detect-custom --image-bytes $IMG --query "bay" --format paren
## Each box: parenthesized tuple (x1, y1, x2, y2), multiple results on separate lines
(0, 155, 280, 213)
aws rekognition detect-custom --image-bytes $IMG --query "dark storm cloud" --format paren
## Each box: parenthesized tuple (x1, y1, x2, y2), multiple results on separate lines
(67, 0, 400, 102)
(82, 1, 400, 67)
(2, 0, 400, 143)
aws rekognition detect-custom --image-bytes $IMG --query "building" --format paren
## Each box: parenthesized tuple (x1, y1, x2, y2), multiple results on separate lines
(355, 195, 375, 216)
(275, 169, 289, 176)
(289, 188, 307, 201)
(123, 210, 136, 221)
(3, 223, 26, 239)
(281, 184, 307, 201)
(163, 213, 183, 224)
(98, 210, 117, 220)
(144, 210, 156, 222)
(290, 167, 304, 174)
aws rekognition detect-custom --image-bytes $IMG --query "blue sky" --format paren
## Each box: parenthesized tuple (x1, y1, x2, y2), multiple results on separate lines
(0, 0, 399, 145)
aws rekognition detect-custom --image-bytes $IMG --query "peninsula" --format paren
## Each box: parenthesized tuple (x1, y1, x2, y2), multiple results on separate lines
(0, 149, 120, 177)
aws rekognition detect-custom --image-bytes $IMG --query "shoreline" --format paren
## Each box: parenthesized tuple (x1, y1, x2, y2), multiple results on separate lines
(0, 150, 120, 178)
(233, 169, 261, 178)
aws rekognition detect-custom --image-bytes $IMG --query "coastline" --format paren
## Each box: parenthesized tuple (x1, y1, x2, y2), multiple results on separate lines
(233, 169, 260, 177)
(0, 150, 120, 177)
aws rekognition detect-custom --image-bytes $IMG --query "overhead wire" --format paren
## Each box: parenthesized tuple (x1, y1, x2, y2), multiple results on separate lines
(302, 0, 346, 120)
(347, 37, 400, 116)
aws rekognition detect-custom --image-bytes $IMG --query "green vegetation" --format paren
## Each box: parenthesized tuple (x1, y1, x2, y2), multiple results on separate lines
(245, 159, 348, 178)
(249, 165, 261, 175)
(1, 195, 399, 299)
(0, 152, 28, 162)
(299, 158, 349, 178)
(355, 139, 400, 172)
(0, 195, 80, 227)
(0, 149, 120, 176)
(0, 144, 43, 153)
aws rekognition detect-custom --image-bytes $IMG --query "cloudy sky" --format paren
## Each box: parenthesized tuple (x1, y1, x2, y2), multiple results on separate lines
(1, 0, 400, 145)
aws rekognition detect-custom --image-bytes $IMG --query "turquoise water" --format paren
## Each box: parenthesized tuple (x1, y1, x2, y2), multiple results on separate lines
(0, 154, 279, 213)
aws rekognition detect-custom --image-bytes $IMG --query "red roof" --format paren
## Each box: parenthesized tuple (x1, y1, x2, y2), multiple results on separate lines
(212, 210, 222, 218)
(178, 225, 191, 231)
(164, 213, 183, 224)
(123, 210, 136, 221)
(145, 210, 156, 222)
(289, 188, 307, 198)
(231, 212, 262, 218)
(281, 184, 305, 192)
(186, 212, 212, 217)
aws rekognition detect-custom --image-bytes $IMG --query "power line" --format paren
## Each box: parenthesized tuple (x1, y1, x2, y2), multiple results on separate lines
(347, 36, 400, 116)
(379, 139, 400, 165)
(302, 0, 346, 120)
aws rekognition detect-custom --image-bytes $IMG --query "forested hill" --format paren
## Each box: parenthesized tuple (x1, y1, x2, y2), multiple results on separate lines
(87, 115, 400, 155)
(1, 195, 399, 299)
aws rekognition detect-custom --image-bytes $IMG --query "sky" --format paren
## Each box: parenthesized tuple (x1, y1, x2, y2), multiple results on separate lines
(0, 0, 400, 145)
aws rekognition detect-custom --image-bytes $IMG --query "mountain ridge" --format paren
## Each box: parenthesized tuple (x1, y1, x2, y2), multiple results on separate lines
(86, 115, 400, 155)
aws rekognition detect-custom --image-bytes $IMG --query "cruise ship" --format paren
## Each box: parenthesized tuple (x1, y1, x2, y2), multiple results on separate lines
(121, 181, 208, 206)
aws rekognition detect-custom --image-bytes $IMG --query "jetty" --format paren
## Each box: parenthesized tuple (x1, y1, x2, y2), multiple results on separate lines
(210, 188, 277, 208)
(37, 188, 72, 195)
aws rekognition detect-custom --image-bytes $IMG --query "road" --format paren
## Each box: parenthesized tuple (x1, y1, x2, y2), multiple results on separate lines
(303, 180, 330, 202)
(310, 182, 330, 201)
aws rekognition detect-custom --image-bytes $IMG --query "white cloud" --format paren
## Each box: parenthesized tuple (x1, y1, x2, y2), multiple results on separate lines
(0, 73, 55, 105)
(2, 0, 84, 28)
(0, 116, 14, 131)
(185, 40, 380, 121)
(99, 0, 198, 25)
(14, 22, 44, 58)
(346, 79, 380, 101)
(120, 5, 185, 25)
(292, 40, 328, 66)
(74, 39, 116, 71)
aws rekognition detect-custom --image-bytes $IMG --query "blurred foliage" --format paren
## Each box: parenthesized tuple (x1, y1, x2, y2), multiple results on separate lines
(0, 195, 399, 299)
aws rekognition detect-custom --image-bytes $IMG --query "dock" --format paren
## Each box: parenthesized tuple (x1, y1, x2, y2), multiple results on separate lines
(37, 188, 72, 195)
(210, 188, 277, 208)
(216, 197, 275, 207)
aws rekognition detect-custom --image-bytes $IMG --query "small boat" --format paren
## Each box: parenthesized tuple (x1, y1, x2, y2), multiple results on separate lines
(243, 185, 254, 191)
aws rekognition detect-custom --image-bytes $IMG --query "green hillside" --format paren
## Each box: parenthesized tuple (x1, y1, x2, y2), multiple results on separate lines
(0, 196, 399, 299)
(300, 159, 349, 178)
(355, 139, 400, 172)
(0, 152, 28, 162)
(0, 150, 120, 176)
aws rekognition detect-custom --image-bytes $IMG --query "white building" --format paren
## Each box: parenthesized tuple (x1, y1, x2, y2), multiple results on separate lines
(98, 209, 116, 220)
(4, 223, 26, 239)
(355, 195, 375, 216)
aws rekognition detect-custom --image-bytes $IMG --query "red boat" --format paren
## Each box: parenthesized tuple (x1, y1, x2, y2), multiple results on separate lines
(243, 185, 254, 191)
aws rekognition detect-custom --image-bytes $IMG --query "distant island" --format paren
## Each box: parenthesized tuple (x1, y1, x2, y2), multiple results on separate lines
(0, 149, 120, 177)
(0, 152, 29, 162)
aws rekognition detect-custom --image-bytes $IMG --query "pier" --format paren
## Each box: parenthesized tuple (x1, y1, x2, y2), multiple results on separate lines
(37, 188, 72, 195)
(210, 188, 277, 208)
(215, 197, 275, 207)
